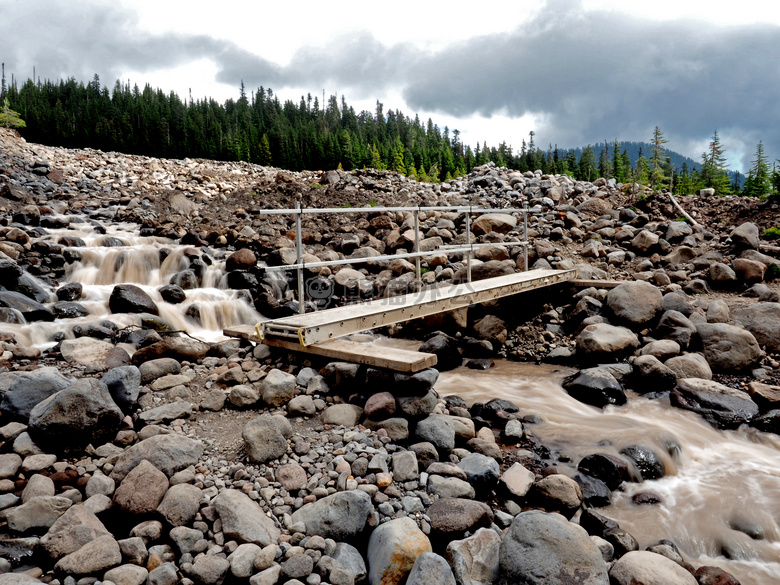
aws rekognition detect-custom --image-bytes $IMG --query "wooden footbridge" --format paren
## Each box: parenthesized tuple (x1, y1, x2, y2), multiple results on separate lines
(224, 204, 577, 371)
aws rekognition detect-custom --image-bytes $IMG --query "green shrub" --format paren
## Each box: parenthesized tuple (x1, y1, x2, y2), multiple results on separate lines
(763, 226, 780, 240)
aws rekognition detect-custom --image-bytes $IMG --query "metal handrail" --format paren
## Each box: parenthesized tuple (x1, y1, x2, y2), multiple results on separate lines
(256, 203, 532, 314)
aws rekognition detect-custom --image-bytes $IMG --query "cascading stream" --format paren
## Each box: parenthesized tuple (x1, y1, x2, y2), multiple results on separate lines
(436, 360, 780, 585)
(4, 217, 262, 347)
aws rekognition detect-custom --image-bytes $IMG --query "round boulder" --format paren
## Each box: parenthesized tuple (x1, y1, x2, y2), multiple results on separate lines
(606, 281, 663, 329)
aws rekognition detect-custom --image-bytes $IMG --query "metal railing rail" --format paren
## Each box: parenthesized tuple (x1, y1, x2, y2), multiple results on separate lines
(256, 203, 532, 314)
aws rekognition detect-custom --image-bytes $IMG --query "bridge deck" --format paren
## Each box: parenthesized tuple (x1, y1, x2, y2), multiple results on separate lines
(251, 268, 575, 347)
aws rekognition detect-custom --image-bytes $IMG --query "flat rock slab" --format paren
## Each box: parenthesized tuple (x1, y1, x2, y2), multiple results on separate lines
(110, 434, 204, 483)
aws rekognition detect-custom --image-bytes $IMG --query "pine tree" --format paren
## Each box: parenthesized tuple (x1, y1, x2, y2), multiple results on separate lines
(634, 148, 650, 185)
(258, 134, 272, 166)
(578, 145, 597, 181)
(743, 141, 770, 197)
(598, 140, 611, 180)
(700, 130, 730, 196)
(649, 126, 668, 191)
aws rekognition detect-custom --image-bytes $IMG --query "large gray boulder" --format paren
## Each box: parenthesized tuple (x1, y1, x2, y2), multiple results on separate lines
(261, 368, 296, 407)
(734, 302, 780, 352)
(457, 452, 500, 497)
(0, 368, 71, 421)
(60, 338, 122, 372)
(28, 379, 123, 452)
(499, 511, 609, 585)
(113, 460, 169, 515)
(696, 323, 762, 371)
(291, 490, 372, 541)
(606, 281, 663, 329)
(54, 534, 122, 575)
(39, 504, 111, 558)
(367, 517, 432, 585)
(110, 434, 204, 482)
(242, 413, 288, 463)
(730, 222, 760, 250)
(609, 550, 697, 585)
(575, 324, 639, 359)
(213, 489, 280, 547)
(427, 498, 493, 538)
(671, 378, 759, 429)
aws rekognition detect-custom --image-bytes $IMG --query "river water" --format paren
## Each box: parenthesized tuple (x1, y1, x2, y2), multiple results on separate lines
(436, 361, 780, 584)
(6, 217, 780, 583)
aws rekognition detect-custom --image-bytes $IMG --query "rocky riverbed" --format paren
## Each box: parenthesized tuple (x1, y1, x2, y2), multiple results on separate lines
(0, 127, 779, 584)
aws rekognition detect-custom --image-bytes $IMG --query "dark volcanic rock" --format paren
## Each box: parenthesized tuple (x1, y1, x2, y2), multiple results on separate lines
(563, 368, 627, 408)
(419, 333, 462, 371)
(28, 378, 123, 452)
(1, 367, 71, 421)
(577, 453, 630, 490)
(671, 378, 759, 429)
(619, 444, 666, 481)
(0, 291, 55, 322)
(109, 284, 159, 315)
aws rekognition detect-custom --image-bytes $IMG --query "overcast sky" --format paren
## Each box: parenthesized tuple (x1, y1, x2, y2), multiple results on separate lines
(3, 0, 780, 172)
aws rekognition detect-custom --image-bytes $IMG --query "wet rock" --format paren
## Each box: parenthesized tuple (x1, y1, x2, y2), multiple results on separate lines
(243, 413, 287, 463)
(109, 284, 159, 315)
(747, 381, 780, 412)
(406, 552, 456, 585)
(51, 301, 89, 318)
(579, 509, 620, 538)
(694, 565, 742, 585)
(696, 323, 762, 371)
(629, 355, 677, 392)
(114, 460, 169, 514)
(619, 444, 666, 480)
(606, 281, 663, 329)
(28, 378, 123, 452)
(418, 333, 462, 371)
(226, 248, 257, 271)
(578, 453, 630, 490)
(110, 434, 204, 482)
(0, 291, 54, 322)
(574, 474, 612, 508)
(159, 284, 186, 304)
(563, 367, 627, 407)
(446, 527, 500, 585)
(609, 550, 696, 585)
(291, 490, 372, 541)
(499, 510, 609, 585)
(367, 517, 432, 585)
(671, 378, 759, 429)
(427, 498, 493, 538)
(603, 528, 639, 557)
(749, 410, 780, 434)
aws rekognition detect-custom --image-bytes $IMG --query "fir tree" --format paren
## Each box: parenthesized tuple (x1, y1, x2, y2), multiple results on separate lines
(649, 126, 668, 191)
(0, 98, 25, 128)
(699, 130, 730, 196)
(743, 141, 770, 197)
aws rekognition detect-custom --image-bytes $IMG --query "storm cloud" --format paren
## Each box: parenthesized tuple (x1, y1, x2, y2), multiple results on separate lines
(3, 0, 779, 169)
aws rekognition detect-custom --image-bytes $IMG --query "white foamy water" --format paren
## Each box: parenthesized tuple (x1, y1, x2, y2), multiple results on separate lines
(436, 360, 780, 585)
(3, 218, 262, 348)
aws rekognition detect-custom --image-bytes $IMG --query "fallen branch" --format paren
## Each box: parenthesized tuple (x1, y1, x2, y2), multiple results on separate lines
(669, 194, 701, 227)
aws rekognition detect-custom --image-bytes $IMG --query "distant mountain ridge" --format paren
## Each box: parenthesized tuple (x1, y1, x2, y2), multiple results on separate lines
(560, 141, 700, 171)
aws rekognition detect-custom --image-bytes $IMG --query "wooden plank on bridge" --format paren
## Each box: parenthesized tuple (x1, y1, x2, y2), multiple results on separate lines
(259, 268, 576, 346)
(223, 324, 437, 372)
(570, 279, 623, 289)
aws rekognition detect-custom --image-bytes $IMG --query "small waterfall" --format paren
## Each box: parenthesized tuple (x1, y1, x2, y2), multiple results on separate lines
(3, 216, 262, 348)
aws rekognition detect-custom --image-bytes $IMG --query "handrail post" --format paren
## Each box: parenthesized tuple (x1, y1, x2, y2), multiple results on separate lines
(296, 201, 305, 314)
(523, 201, 529, 272)
(466, 206, 472, 283)
(414, 207, 422, 289)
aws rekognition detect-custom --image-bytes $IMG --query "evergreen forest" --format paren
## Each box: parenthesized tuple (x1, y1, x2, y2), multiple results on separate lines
(2, 74, 779, 198)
